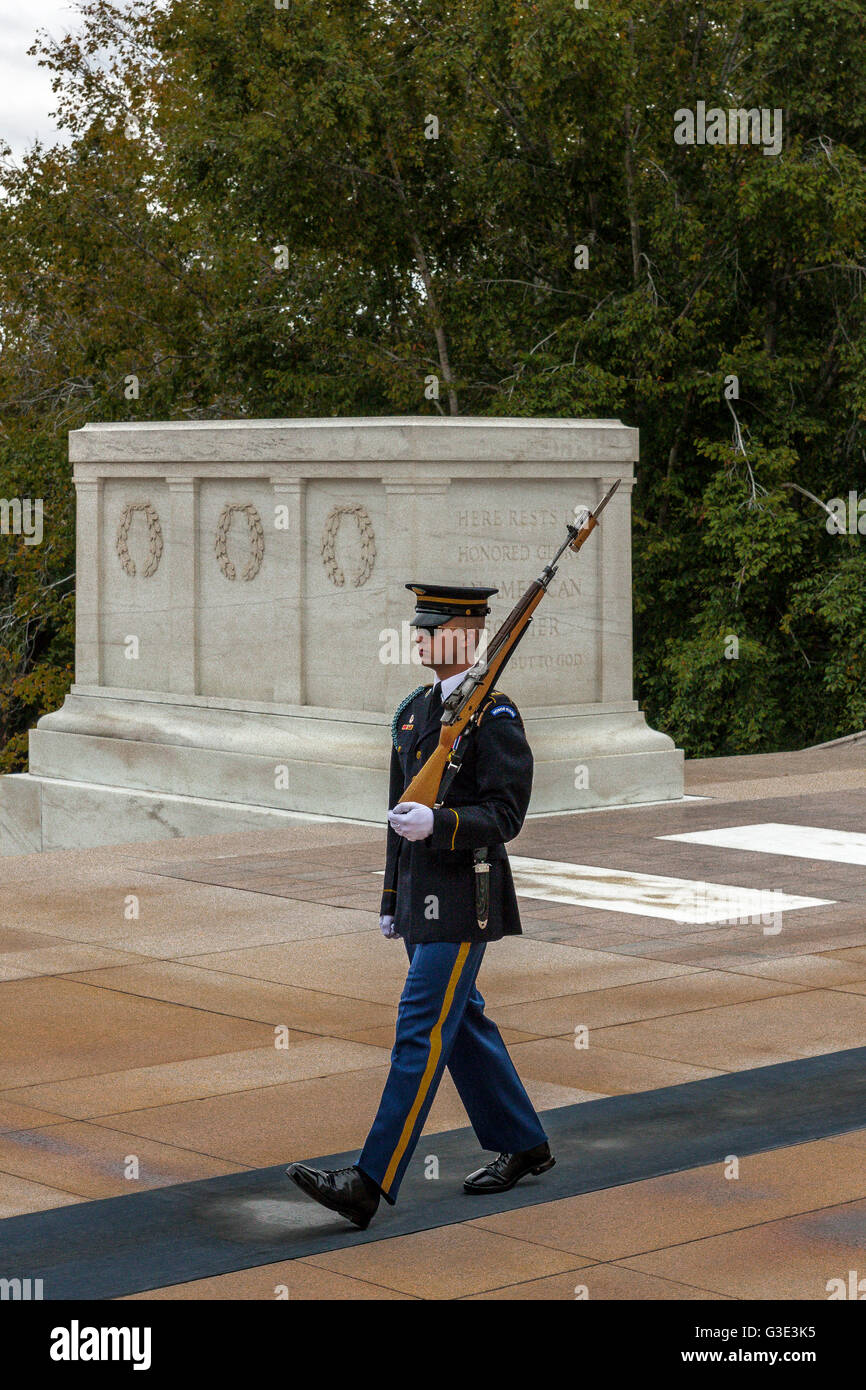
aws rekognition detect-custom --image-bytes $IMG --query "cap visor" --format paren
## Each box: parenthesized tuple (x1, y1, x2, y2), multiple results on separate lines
(410, 611, 451, 629)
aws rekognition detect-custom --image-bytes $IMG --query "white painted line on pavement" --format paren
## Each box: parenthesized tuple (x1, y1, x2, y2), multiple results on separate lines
(505, 855, 833, 925)
(658, 822, 866, 866)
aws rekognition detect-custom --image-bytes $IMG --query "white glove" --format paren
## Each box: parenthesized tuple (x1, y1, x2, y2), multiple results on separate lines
(379, 913, 399, 939)
(388, 801, 435, 841)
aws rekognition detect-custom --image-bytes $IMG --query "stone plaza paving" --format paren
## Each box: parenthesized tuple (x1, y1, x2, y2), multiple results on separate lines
(2, 741, 866, 1299)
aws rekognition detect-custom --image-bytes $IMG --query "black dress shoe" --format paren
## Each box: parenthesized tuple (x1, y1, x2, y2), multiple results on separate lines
(463, 1141, 555, 1194)
(286, 1163, 380, 1229)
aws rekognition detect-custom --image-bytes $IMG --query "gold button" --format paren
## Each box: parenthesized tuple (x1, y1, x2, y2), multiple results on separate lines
(416, 751, 422, 759)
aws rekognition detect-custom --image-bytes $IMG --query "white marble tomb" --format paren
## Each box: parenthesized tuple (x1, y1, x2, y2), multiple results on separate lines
(0, 416, 683, 853)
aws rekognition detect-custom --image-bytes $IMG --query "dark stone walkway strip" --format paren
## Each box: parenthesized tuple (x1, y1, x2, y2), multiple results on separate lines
(2, 1045, 866, 1299)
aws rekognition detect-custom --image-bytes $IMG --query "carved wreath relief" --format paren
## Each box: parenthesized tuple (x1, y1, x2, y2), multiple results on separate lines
(214, 502, 265, 581)
(115, 501, 164, 578)
(321, 503, 376, 588)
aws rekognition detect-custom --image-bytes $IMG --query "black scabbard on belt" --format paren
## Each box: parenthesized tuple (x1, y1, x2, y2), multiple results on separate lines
(433, 737, 490, 930)
(473, 847, 490, 930)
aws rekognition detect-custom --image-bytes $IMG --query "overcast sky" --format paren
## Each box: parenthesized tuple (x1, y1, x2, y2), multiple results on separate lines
(0, 1, 81, 161)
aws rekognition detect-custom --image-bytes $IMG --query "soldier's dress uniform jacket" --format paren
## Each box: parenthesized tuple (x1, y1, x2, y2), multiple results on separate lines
(380, 684, 532, 943)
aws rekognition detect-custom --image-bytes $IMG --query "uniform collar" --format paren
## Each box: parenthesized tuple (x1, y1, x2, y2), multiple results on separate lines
(431, 669, 468, 702)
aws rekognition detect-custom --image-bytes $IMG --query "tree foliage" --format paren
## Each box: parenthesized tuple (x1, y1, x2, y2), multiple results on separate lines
(1, 0, 865, 766)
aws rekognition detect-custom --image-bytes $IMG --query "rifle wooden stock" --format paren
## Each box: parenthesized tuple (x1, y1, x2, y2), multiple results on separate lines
(400, 733, 459, 807)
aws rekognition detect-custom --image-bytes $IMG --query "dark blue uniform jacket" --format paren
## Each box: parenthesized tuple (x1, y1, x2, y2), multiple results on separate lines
(380, 683, 533, 944)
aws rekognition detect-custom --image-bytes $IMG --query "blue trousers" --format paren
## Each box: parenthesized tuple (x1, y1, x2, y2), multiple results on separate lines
(357, 940, 547, 1203)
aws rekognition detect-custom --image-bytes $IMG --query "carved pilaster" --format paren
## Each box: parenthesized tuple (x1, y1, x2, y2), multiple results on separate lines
(74, 478, 102, 685)
(382, 477, 451, 707)
(271, 478, 305, 704)
(599, 473, 635, 702)
(167, 479, 198, 694)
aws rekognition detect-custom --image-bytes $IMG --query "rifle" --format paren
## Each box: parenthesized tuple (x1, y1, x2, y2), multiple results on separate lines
(400, 478, 621, 808)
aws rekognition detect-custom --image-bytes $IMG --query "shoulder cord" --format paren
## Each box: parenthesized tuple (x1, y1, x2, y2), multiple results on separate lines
(390, 684, 430, 749)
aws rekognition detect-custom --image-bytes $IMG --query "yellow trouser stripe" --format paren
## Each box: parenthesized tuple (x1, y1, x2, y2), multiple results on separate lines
(381, 942, 471, 1192)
